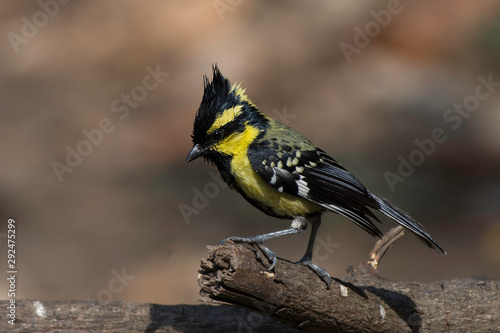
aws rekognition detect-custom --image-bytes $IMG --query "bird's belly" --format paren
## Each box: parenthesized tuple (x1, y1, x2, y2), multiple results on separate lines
(230, 153, 323, 218)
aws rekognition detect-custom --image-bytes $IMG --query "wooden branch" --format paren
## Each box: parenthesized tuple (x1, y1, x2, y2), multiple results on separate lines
(0, 300, 300, 332)
(4, 228, 498, 332)
(367, 225, 405, 269)
(199, 228, 500, 333)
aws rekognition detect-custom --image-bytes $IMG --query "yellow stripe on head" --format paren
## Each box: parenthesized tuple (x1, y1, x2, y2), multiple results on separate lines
(207, 105, 243, 134)
(231, 83, 256, 108)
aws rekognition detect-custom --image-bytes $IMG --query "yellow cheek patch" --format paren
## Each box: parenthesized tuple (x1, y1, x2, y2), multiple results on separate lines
(208, 105, 243, 134)
(213, 123, 259, 156)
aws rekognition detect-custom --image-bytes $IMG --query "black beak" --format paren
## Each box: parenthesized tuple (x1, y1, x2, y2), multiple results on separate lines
(185, 144, 206, 163)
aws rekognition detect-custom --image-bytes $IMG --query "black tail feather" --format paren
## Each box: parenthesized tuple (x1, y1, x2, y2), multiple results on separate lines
(371, 194, 446, 255)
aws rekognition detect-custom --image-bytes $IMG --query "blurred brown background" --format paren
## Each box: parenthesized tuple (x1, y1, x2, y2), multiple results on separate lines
(1, 1, 499, 305)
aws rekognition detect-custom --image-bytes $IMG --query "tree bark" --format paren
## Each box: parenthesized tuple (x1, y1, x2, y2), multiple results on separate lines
(2, 228, 498, 332)
(198, 227, 500, 333)
(0, 300, 299, 332)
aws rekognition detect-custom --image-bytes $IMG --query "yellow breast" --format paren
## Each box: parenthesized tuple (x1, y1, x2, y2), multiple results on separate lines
(214, 123, 322, 217)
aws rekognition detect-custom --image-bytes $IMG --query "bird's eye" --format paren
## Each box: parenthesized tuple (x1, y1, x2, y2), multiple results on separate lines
(212, 129, 224, 142)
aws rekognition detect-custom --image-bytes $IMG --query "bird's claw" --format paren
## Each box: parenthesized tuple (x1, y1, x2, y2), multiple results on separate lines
(218, 236, 276, 270)
(255, 242, 277, 270)
(218, 237, 232, 245)
(296, 258, 332, 289)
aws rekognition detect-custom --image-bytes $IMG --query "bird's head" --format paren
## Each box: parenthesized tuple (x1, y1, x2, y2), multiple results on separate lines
(185, 65, 268, 164)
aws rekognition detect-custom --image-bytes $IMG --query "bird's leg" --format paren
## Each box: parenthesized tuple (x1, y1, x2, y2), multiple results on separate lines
(296, 216, 332, 289)
(220, 216, 308, 270)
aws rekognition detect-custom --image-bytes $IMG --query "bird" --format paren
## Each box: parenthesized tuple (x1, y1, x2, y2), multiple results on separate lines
(185, 65, 445, 288)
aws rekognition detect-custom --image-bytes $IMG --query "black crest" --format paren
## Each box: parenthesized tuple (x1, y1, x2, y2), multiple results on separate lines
(191, 65, 241, 145)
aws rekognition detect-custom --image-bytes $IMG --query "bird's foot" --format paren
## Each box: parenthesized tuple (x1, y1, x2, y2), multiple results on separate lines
(219, 236, 277, 270)
(296, 257, 331, 289)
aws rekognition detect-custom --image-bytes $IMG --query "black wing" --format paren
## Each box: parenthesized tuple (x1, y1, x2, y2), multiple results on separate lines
(248, 138, 446, 254)
(248, 139, 384, 237)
